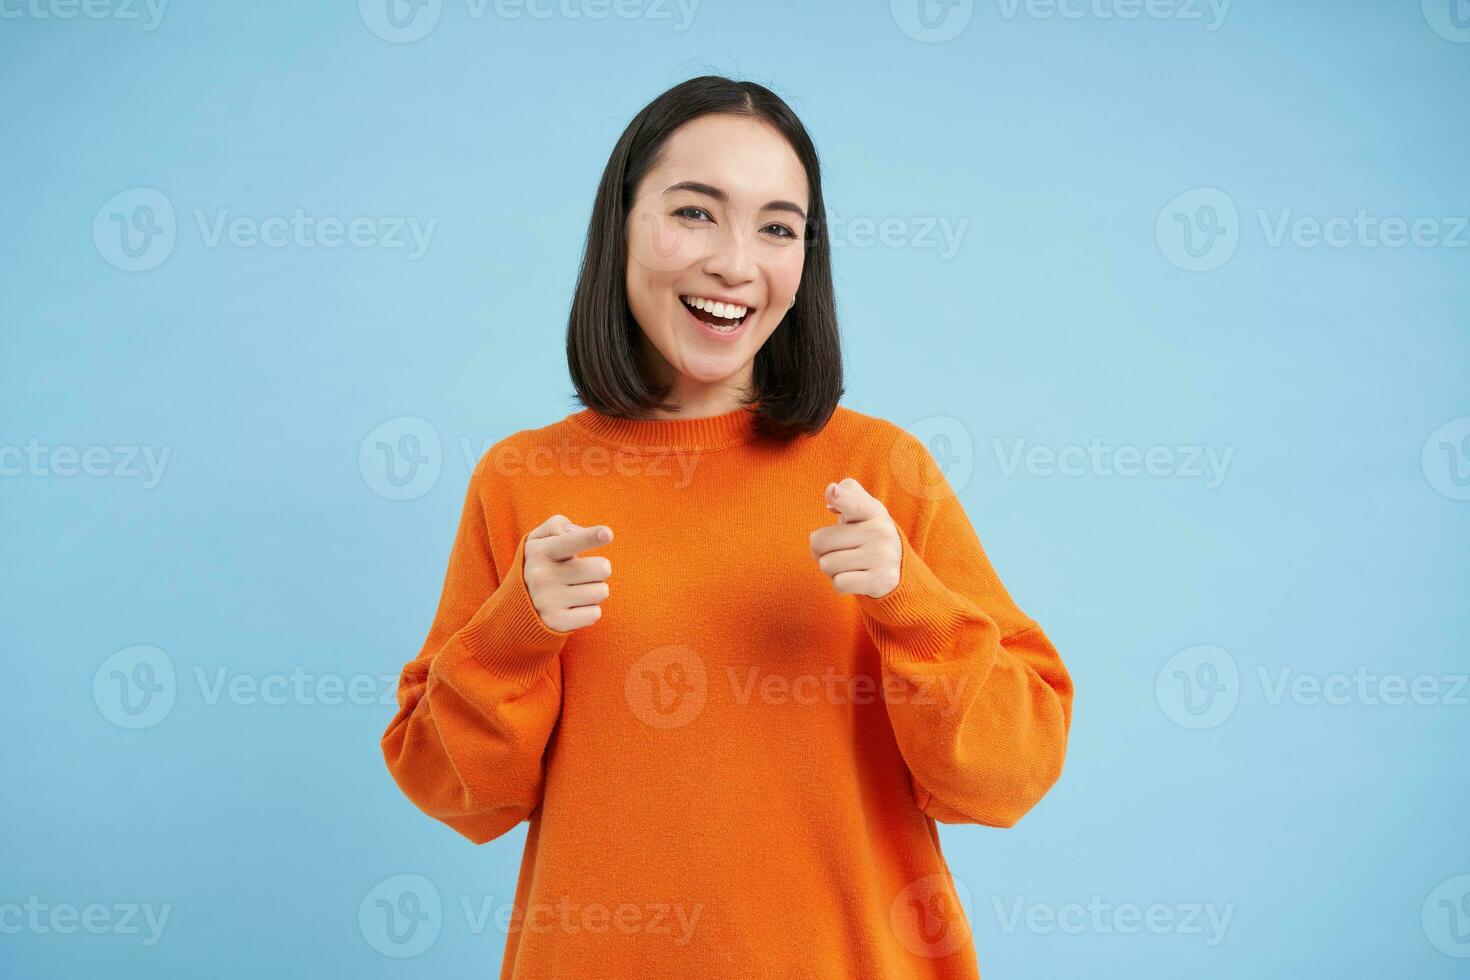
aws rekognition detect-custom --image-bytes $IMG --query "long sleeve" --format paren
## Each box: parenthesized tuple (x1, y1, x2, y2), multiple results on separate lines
(381, 456, 574, 844)
(856, 430, 1074, 829)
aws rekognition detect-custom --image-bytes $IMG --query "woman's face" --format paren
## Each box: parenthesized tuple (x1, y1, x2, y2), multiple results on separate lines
(624, 113, 809, 403)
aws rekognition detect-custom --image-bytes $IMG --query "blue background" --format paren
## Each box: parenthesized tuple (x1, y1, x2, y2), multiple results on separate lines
(3, 0, 1468, 977)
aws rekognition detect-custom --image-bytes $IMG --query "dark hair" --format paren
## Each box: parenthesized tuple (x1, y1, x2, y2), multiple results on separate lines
(565, 74, 844, 440)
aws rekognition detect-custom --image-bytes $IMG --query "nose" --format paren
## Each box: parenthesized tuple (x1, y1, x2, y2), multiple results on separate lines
(699, 220, 755, 285)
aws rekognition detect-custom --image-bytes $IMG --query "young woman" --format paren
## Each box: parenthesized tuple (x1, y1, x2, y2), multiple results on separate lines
(381, 75, 1074, 979)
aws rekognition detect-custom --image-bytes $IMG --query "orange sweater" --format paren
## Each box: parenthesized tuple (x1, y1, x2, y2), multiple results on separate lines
(381, 403, 1074, 979)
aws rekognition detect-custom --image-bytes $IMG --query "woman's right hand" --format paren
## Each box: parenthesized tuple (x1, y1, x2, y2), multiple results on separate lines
(523, 514, 614, 633)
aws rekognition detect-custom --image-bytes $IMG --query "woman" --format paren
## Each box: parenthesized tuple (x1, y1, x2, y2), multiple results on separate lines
(381, 74, 1074, 979)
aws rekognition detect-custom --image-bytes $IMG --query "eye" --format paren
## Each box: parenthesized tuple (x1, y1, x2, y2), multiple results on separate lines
(673, 206, 713, 222)
(763, 223, 799, 240)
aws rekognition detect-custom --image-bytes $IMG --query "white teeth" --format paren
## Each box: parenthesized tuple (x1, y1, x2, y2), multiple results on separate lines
(681, 295, 748, 320)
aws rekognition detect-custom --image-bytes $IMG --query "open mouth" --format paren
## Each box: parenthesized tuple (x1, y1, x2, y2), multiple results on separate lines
(679, 294, 754, 334)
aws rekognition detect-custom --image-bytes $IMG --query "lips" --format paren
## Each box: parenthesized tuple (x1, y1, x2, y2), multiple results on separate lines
(679, 296, 750, 340)
(685, 302, 750, 328)
(679, 292, 755, 324)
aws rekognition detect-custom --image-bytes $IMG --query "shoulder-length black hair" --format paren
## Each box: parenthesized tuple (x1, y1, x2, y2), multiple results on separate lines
(566, 74, 844, 439)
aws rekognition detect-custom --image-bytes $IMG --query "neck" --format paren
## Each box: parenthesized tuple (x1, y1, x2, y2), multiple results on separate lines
(648, 386, 754, 420)
(637, 338, 755, 420)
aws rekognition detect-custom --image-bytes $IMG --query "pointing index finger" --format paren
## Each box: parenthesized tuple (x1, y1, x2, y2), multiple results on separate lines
(543, 524, 613, 561)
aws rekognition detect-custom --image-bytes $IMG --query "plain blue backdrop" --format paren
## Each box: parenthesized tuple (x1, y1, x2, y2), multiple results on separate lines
(3, 1, 1468, 977)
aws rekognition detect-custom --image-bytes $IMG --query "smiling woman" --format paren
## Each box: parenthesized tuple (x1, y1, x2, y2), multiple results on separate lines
(623, 122, 808, 371)
(381, 74, 1073, 980)
(566, 78, 843, 429)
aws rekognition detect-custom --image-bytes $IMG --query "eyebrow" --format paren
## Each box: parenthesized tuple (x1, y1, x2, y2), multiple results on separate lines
(663, 180, 807, 222)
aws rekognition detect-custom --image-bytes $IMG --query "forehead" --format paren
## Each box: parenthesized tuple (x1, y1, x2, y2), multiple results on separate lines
(645, 114, 809, 211)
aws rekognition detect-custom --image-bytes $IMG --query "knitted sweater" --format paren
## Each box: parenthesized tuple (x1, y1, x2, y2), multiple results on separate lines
(381, 402, 1074, 979)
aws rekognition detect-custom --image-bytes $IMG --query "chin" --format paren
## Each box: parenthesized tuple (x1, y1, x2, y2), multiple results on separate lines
(676, 359, 743, 385)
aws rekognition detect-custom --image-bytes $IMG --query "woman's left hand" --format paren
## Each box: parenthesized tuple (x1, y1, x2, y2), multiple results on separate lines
(808, 478, 902, 599)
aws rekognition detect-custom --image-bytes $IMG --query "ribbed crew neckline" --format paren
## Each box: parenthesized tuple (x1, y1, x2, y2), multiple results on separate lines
(566, 402, 763, 454)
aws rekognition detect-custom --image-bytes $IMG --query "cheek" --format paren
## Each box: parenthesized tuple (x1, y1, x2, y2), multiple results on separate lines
(626, 212, 711, 276)
(765, 250, 805, 301)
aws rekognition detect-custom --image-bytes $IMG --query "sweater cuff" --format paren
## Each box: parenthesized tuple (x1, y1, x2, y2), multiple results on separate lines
(855, 524, 1001, 666)
(437, 530, 574, 690)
